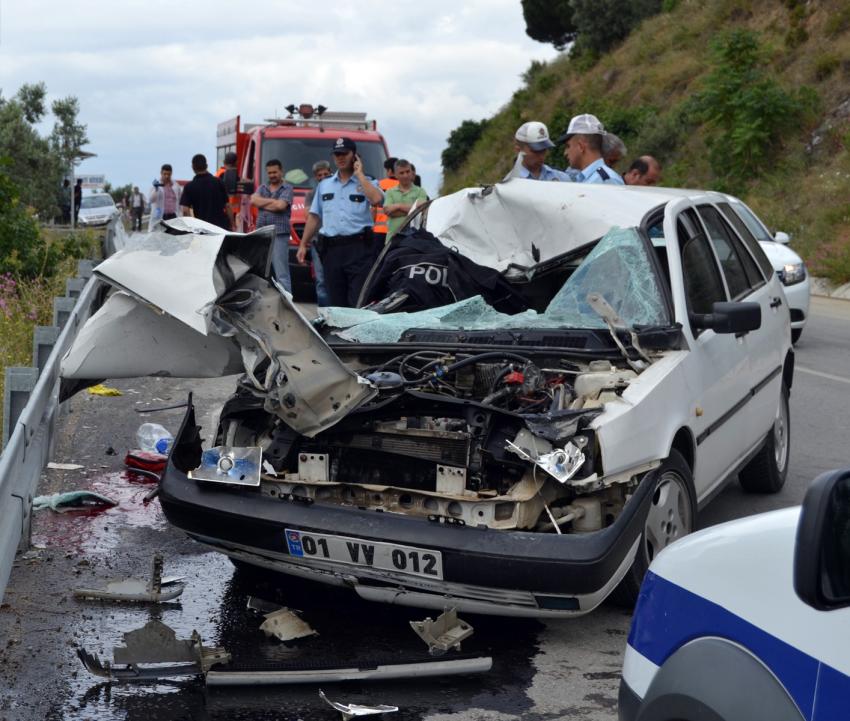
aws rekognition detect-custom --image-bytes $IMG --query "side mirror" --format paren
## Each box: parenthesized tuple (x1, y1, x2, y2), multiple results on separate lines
(794, 468, 850, 610)
(774, 231, 791, 244)
(689, 302, 761, 335)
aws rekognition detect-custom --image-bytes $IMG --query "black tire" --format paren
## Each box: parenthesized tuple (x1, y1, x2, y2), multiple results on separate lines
(791, 327, 802, 344)
(611, 449, 696, 606)
(739, 383, 790, 494)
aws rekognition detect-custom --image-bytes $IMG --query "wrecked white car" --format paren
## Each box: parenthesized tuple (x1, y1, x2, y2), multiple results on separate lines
(61, 181, 794, 618)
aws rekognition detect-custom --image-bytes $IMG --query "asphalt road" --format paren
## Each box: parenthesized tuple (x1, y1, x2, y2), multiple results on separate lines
(1, 296, 849, 721)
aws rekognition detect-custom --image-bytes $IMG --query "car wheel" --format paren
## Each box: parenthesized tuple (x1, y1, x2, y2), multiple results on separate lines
(739, 383, 790, 494)
(791, 328, 802, 344)
(611, 449, 696, 606)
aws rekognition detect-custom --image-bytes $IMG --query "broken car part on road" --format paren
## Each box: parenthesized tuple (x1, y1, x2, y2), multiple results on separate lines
(319, 689, 398, 721)
(73, 553, 185, 603)
(409, 607, 473, 655)
(61, 183, 794, 618)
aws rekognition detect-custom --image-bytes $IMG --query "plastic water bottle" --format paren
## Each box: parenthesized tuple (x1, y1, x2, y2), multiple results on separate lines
(136, 423, 174, 454)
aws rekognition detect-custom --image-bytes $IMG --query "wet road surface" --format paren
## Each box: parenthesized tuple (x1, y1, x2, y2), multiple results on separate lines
(3, 297, 847, 720)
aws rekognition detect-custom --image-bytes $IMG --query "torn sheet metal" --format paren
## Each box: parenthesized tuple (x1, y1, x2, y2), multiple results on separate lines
(32, 490, 117, 513)
(212, 275, 376, 436)
(61, 291, 243, 380)
(189, 446, 262, 487)
(92, 218, 273, 335)
(506, 437, 586, 484)
(318, 690, 398, 721)
(73, 553, 185, 603)
(204, 655, 493, 686)
(77, 620, 230, 680)
(258, 607, 317, 641)
(409, 608, 474, 655)
(423, 179, 674, 272)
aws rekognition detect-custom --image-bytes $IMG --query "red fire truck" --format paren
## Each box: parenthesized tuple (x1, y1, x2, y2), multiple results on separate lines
(216, 105, 391, 300)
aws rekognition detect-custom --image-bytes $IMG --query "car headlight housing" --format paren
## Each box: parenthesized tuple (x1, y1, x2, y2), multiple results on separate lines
(779, 262, 806, 286)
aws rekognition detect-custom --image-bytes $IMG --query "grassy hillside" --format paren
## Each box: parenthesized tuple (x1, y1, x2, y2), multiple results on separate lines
(441, 0, 850, 282)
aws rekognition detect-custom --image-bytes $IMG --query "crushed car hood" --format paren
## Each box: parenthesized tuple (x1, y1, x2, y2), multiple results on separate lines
(60, 218, 376, 436)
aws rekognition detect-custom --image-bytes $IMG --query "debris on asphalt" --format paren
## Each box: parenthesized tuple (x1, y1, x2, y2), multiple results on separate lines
(136, 422, 174, 454)
(204, 655, 493, 686)
(318, 689, 398, 720)
(87, 384, 123, 397)
(259, 607, 317, 641)
(125, 449, 167, 474)
(73, 553, 185, 603)
(246, 595, 283, 615)
(32, 490, 117, 513)
(77, 620, 230, 680)
(409, 608, 473, 655)
(46, 462, 85, 471)
(133, 401, 189, 414)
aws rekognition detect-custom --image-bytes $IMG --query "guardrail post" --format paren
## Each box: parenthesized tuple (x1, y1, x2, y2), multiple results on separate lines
(65, 277, 86, 299)
(77, 259, 96, 279)
(2, 367, 38, 447)
(32, 326, 60, 375)
(53, 297, 77, 330)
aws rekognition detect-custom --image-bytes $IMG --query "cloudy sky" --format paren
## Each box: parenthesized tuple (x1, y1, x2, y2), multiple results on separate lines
(0, 1, 558, 195)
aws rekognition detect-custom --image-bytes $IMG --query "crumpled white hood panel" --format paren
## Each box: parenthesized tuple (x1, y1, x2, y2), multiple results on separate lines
(424, 179, 671, 272)
(61, 219, 375, 436)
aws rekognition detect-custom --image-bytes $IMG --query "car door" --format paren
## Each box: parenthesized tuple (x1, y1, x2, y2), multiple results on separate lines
(663, 200, 753, 501)
(694, 203, 786, 453)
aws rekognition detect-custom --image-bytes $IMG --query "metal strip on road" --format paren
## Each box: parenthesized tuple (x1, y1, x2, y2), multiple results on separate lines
(797, 366, 850, 386)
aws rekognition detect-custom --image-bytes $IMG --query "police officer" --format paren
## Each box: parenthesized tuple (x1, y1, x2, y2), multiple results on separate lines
(508, 121, 574, 181)
(296, 137, 384, 307)
(556, 114, 624, 185)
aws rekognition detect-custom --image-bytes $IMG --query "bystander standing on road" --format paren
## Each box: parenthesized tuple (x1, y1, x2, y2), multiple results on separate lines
(251, 159, 294, 293)
(602, 133, 627, 172)
(557, 114, 624, 185)
(304, 160, 332, 306)
(373, 157, 399, 248)
(384, 159, 428, 241)
(180, 154, 230, 230)
(296, 137, 383, 307)
(148, 164, 182, 230)
(507, 121, 573, 181)
(130, 186, 145, 231)
(73, 179, 82, 225)
(623, 156, 662, 186)
(216, 151, 242, 232)
(60, 179, 71, 224)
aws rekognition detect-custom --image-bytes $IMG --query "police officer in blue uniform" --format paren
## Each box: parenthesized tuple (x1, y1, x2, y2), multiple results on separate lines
(297, 137, 384, 307)
(557, 114, 624, 185)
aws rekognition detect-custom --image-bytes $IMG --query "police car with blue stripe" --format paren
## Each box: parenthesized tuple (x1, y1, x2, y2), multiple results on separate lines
(619, 468, 850, 721)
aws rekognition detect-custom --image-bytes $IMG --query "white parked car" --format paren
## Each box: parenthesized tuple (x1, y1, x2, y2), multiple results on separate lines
(619, 468, 850, 721)
(721, 196, 810, 344)
(61, 181, 794, 618)
(78, 191, 119, 227)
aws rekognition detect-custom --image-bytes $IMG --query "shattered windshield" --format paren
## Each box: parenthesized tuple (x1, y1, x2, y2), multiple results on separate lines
(322, 227, 668, 343)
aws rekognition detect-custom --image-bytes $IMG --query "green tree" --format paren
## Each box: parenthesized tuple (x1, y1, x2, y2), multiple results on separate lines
(0, 91, 62, 218)
(50, 96, 89, 179)
(441, 119, 490, 175)
(521, 0, 576, 50)
(692, 29, 814, 187)
(0, 160, 42, 276)
(570, 0, 662, 56)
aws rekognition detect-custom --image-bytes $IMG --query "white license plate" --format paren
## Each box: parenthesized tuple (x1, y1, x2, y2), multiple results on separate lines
(284, 529, 443, 580)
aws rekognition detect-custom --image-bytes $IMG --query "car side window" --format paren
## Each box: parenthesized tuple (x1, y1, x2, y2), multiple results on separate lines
(696, 205, 763, 299)
(717, 202, 775, 280)
(678, 210, 727, 317)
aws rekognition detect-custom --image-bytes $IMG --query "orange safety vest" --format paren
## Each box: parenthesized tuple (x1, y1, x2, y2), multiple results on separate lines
(373, 177, 399, 234)
(216, 167, 242, 225)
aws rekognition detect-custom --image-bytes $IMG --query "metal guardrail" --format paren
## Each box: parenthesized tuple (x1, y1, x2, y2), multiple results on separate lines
(0, 217, 124, 601)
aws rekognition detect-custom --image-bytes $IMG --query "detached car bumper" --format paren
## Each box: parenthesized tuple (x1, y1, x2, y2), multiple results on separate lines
(159, 400, 658, 618)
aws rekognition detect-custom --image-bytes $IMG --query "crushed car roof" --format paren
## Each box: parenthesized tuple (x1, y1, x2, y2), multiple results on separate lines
(422, 180, 689, 272)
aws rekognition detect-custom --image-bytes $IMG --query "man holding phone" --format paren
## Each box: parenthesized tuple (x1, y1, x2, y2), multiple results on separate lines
(296, 137, 383, 307)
